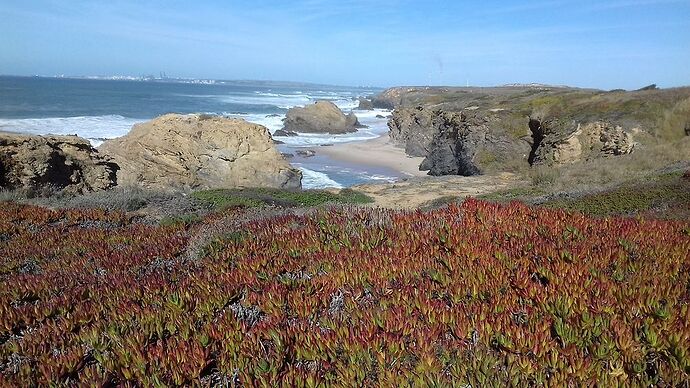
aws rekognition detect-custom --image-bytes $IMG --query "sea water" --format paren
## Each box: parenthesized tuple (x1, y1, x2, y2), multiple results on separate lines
(0, 76, 398, 188)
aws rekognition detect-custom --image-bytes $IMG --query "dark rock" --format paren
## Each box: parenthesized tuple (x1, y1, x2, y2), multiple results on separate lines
(274, 129, 299, 137)
(265, 114, 281, 118)
(320, 144, 334, 147)
(283, 101, 360, 134)
(636, 84, 658, 91)
(296, 149, 316, 158)
(357, 98, 374, 110)
(388, 106, 462, 157)
(685, 122, 690, 136)
(281, 153, 294, 159)
(419, 125, 482, 176)
(273, 139, 285, 145)
(376, 114, 386, 119)
(390, 107, 529, 176)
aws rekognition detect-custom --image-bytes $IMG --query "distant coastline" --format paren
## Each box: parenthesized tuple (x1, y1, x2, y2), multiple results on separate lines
(0, 74, 381, 90)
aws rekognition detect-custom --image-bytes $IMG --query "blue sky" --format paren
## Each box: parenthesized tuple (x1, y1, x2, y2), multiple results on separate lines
(1, 0, 688, 88)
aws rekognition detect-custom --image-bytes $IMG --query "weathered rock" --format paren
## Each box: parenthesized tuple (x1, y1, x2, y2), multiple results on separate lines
(376, 114, 386, 119)
(371, 88, 420, 109)
(295, 149, 316, 158)
(283, 101, 360, 134)
(357, 98, 374, 110)
(388, 106, 463, 157)
(528, 119, 636, 165)
(390, 107, 530, 176)
(99, 114, 301, 190)
(0, 132, 118, 194)
(273, 129, 299, 137)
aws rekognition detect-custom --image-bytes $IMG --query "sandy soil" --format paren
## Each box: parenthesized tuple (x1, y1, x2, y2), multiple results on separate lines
(350, 173, 522, 208)
(317, 135, 427, 178)
(316, 134, 522, 208)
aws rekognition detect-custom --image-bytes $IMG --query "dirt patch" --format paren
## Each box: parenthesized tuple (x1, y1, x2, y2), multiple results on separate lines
(348, 172, 521, 208)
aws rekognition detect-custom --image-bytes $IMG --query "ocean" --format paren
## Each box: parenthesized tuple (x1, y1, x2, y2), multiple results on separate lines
(0, 76, 398, 189)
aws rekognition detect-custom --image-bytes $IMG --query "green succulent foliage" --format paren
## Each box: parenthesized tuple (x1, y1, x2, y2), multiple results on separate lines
(191, 187, 373, 209)
(0, 198, 689, 386)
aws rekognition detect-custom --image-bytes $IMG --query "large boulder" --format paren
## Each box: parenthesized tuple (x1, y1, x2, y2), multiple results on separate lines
(99, 114, 301, 190)
(282, 101, 361, 134)
(0, 132, 118, 194)
(528, 119, 636, 165)
(357, 98, 374, 110)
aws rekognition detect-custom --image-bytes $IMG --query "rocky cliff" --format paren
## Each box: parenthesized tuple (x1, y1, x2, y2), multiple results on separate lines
(389, 107, 530, 176)
(0, 132, 118, 194)
(380, 85, 690, 175)
(282, 101, 361, 134)
(99, 114, 301, 190)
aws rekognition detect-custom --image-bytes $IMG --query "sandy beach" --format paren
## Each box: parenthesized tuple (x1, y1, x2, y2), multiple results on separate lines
(315, 133, 522, 208)
(316, 134, 427, 178)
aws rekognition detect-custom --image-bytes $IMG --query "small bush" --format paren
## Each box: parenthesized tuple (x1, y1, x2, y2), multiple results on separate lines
(529, 165, 560, 187)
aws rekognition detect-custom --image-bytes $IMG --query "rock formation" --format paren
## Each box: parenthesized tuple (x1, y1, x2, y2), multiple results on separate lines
(273, 129, 298, 137)
(372, 88, 418, 109)
(282, 101, 361, 134)
(388, 106, 457, 156)
(357, 98, 374, 110)
(99, 114, 301, 190)
(528, 119, 636, 165)
(0, 132, 118, 194)
(389, 107, 530, 176)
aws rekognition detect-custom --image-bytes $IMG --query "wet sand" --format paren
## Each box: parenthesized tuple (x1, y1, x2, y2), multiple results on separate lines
(316, 134, 427, 178)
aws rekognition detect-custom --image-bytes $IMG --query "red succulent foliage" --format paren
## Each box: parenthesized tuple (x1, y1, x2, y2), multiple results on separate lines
(0, 199, 689, 386)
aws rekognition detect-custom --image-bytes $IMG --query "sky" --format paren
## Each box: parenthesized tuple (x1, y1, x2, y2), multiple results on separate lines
(1, 0, 689, 89)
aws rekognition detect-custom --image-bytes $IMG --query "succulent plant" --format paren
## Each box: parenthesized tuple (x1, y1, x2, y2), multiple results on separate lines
(0, 199, 688, 385)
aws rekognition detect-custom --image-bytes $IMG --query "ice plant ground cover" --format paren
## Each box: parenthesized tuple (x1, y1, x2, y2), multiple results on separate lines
(0, 199, 689, 386)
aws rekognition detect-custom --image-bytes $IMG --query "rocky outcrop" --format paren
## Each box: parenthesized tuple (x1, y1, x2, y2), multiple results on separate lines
(388, 106, 458, 156)
(389, 107, 530, 176)
(528, 119, 636, 165)
(0, 132, 118, 194)
(99, 114, 301, 190)
(273, 129, 298, 137)
(283, 101, 360, 134)
(357, 98, 374, 110)
(372, 88, 416, 109)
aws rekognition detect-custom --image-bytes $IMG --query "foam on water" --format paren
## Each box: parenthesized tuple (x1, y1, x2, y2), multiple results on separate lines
(298, 167, 343, 189)
(183, 90, 363, 111)
(0, 77, 390, 189)
(0, 115, 142, 146)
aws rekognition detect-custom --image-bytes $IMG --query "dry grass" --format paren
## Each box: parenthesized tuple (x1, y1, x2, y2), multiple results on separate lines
(515, 137, 690, 195)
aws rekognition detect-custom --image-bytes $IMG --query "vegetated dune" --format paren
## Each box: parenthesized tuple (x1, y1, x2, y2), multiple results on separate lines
(1, 198, 689, 385)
